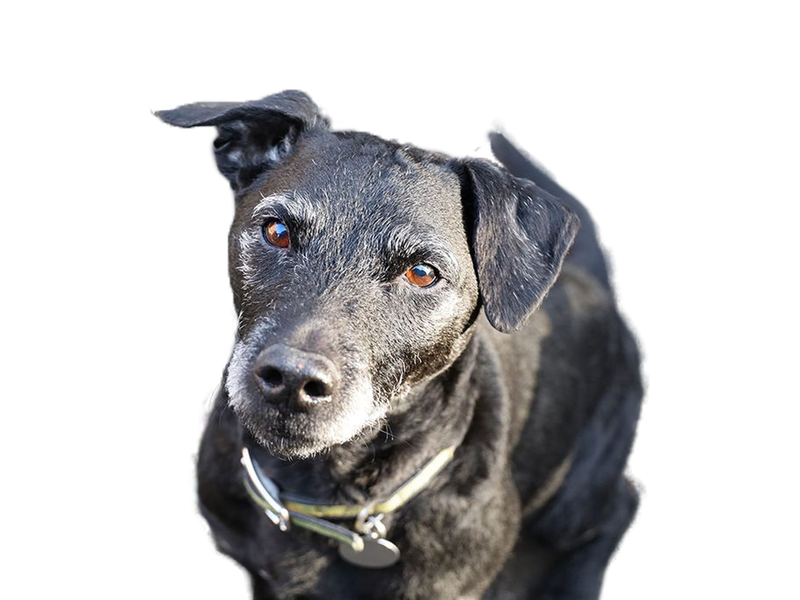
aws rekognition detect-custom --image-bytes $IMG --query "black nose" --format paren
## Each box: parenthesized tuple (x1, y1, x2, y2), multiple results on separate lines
(253, 344, 338, 409)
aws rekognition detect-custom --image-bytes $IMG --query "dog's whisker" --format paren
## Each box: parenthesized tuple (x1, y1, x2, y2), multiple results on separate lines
(377, 426, 397, 442)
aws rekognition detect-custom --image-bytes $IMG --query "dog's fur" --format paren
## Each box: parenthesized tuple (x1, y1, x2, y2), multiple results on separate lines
(157, 90, 643, 600)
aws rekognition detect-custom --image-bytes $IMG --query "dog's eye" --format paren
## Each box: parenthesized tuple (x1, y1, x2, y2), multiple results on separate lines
(405, 264, 438, 288)
(263, 219, 290, 248)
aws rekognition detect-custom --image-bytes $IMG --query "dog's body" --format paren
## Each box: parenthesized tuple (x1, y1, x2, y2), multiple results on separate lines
(158, 91, 643, 599)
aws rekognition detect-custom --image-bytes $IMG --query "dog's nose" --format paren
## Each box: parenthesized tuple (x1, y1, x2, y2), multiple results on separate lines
(253, 344, 338, 409)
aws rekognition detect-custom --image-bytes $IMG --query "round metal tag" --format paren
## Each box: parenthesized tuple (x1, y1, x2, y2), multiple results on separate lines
(339, 536, 401, 568)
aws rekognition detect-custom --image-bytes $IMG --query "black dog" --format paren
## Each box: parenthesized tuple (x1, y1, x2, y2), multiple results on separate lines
(157, 90, 643, 599)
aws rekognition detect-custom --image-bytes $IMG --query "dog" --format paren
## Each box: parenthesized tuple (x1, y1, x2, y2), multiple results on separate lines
(156, 90, 643, 599)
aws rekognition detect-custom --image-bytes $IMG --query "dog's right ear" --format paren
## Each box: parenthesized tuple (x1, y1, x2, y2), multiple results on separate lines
(156, 90, 328, 191)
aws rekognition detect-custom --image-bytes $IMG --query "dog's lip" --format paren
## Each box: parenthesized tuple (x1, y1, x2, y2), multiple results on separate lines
(240, 402, 321, 440)
(243, 419, 318, 448)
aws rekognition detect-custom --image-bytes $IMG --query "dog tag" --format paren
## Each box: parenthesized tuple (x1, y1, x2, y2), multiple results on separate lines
(338, 536, 401, 568)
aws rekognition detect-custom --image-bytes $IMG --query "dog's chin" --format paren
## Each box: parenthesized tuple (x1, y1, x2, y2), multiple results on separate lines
(233, 407, 322, 459)
(231, 398, 386, 461)
(248, 428, 329, 460)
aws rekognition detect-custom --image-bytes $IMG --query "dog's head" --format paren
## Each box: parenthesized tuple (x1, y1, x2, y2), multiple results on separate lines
(157, 91, 578, 459)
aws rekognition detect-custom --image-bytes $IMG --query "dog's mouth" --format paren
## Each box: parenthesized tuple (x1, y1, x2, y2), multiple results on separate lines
(235, 395, 386, 459)
(239, 405, 324, 457)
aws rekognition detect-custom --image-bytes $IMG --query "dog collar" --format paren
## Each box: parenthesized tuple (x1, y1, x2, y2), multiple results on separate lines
(241, 445, 456, 568)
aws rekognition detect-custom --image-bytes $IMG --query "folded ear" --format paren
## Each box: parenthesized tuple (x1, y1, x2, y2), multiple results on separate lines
(458, 159, 580, 333)
(156, 90, 329, 191)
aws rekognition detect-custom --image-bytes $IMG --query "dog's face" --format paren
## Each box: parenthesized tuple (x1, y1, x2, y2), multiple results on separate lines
(225, 133, 480, 457)
(158, 91, 578, 459)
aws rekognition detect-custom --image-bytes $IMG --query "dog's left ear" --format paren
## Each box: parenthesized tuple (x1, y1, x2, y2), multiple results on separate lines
(457, 159, 580, 333)
(156, 90, 328, 191)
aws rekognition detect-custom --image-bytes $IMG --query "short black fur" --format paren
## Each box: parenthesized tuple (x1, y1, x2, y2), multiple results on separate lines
(157, 91, 643, 600)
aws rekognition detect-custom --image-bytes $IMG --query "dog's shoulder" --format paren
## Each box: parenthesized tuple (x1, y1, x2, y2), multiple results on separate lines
(535, 261, 624, 382)
(492, 262, 630, 499)
(544, 261, 637, 402)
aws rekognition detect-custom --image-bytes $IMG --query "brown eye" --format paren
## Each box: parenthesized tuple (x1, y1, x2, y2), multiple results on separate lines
(405, 264, 438, 288)
(263, 219, 290, 248)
